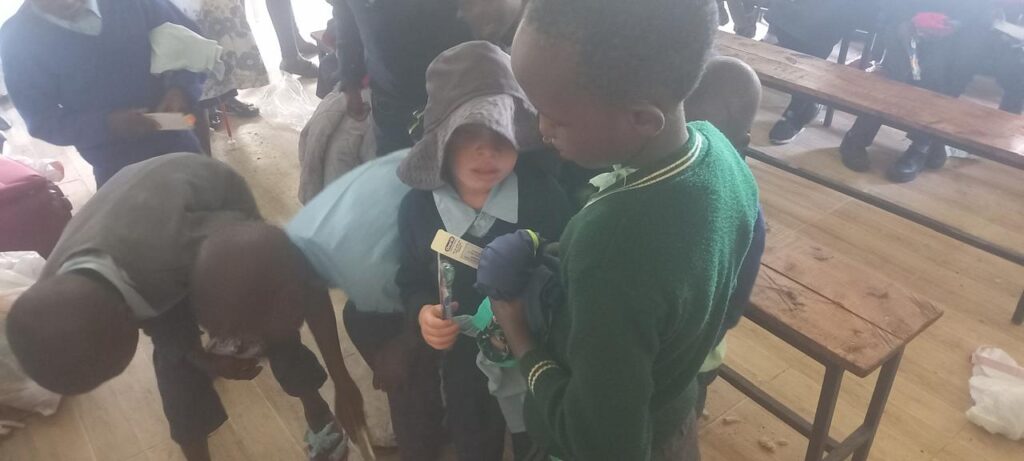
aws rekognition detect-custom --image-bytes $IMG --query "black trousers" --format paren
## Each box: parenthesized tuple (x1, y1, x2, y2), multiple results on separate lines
(147, 306, 327, 444)
(843, 22, 987, 150)
(343, 304, 509, 461)
(775, 29, 841, 128)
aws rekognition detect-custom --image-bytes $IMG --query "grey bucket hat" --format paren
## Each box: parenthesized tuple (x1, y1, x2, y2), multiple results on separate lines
(397, 41, 542, 190)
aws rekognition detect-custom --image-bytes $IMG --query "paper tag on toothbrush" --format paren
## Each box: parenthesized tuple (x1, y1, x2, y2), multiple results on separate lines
(430, 229, 482, 269)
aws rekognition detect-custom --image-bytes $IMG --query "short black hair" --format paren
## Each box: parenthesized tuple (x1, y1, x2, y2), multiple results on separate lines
(523, 0, 717, 106)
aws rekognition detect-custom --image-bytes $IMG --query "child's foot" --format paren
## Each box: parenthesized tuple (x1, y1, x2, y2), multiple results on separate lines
(305, 421, 348, 461)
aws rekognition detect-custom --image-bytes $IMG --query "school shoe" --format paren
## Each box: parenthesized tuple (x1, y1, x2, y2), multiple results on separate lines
(769, 103, 821, 145)
(838, 141, 871, 172)
(768, 119, 804, 145)
(886, 143, 930, 183)
(925, 143, 948, 170)
(280, 59, 319, 79)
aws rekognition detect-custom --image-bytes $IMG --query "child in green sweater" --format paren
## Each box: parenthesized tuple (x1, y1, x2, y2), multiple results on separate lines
(472, 1, 760, 459)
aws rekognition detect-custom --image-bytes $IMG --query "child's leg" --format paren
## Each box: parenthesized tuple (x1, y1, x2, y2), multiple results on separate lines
(443, 338, 507, 461)
(652, 411, 700, 461)
(511, 432, 547, 461)
(265, 336, 333, 431)
(147, 314, 228, 461)
(342, 304, 445, 461)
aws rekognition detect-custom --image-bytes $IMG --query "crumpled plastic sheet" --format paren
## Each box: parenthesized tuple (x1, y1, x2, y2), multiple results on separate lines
(0, 252, 62, 419)
(246, 73, 321, 132)
(966, 346, 1024, 441)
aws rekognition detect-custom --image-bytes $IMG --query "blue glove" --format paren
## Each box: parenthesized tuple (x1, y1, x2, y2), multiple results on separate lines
(475, 230, 542, 301)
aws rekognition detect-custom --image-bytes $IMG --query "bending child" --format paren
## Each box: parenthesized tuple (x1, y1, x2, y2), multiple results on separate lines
(7, 154, 366, 461)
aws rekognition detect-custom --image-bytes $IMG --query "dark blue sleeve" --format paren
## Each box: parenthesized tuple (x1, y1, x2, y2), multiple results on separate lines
(395, 191, 440, 322)
(1, 36, 110, 148)
(141, 0, 206, 103)
(334, 0, 368, 91)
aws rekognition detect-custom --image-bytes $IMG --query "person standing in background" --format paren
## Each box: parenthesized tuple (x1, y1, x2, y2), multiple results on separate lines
(333, 0, 472, 155)
(266, 0, 319, 78)
(170, 0, 269, 153)
(1, 0, 206, 186)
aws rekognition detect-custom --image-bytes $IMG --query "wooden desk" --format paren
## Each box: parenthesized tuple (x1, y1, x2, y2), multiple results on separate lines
(721, 241, 943, 461)
(716, 31, 1024, 170)
(715, 31, 1024, 324)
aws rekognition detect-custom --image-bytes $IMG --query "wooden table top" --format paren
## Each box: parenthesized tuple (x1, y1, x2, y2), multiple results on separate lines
(749, 240, 943, 377)
(716, 31, 1024, 170)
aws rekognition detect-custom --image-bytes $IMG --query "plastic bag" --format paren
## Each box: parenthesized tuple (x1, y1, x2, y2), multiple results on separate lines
(0, 252, 62, 417)
(247, 74, 321, 132)
(5, 155, 64, 183)
(966, 346, 1024, 440)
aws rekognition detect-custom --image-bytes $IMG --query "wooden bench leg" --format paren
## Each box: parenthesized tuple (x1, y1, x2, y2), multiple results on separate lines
(823, 38, 853, 128)
(851, 350, 904, 461)
(1013, 290, 1024, 325)
(806, 365, 844, 461)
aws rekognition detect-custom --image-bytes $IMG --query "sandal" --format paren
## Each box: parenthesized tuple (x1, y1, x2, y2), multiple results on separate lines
(305, 421, 348, 461)
(281, 59, 319, 79)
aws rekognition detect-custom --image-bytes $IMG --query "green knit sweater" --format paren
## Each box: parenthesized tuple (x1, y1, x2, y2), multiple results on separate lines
(518, 121, 759, 460)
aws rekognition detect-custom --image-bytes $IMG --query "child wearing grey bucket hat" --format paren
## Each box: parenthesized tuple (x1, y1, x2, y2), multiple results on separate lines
(395, 41, 571, 459)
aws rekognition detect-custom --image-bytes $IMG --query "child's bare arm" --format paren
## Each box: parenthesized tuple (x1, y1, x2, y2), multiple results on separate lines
(303, 286, 367, 436)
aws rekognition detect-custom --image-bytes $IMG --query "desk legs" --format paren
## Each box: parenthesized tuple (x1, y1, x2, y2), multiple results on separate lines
(1014, 291, 1024, 325)
(806, 365, 844, 461)
(852, 350, 904, 461)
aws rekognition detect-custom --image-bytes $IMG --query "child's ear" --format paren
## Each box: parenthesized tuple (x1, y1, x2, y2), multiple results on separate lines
(628, 102, 667, 137)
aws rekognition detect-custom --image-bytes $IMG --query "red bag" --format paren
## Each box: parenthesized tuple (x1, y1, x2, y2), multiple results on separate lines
(0, 157, 72, 258)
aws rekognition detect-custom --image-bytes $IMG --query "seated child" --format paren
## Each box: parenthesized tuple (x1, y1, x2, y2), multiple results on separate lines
(398, 41, 572, 460)
(460, 0, 760, 459)
(6, 154, 365, 461)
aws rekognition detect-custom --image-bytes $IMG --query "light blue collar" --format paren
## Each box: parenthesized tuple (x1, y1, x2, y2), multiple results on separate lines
(433, 173, 519, 238)
(31, 0, 102, 36)
(57, 250, 160, 320)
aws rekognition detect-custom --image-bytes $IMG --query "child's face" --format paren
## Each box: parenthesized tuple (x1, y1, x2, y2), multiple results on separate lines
(511, 24, 651, 169)
(447, 124, 518, 197)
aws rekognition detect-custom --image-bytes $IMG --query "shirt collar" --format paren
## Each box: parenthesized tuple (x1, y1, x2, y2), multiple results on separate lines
(57, 251, 160, 321)
(31, 0, 103, 35)
(433, 172, 519, 238)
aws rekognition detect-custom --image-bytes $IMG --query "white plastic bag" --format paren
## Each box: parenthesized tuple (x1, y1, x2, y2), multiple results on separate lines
(0, 252, 61, 417)
(966, 346, 1024, 440)
(248, 74, 321, 132)
(6, 155, 65, 183)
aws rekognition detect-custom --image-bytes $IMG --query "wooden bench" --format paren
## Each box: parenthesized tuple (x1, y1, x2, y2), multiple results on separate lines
(714, 31, 1024, 325)
(720, 240, 943, 461)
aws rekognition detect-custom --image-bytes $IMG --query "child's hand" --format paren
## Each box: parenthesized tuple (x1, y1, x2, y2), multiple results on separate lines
(156, 87, 190, 113)
(475, 230, 542, 300)
(107, 109, 159, 139)
(419, 304, 459, 350)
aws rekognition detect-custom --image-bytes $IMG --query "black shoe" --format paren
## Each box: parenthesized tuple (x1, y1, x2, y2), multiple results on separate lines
(839, 141, 871, 172)
(222, 97, 260, 118)
(925, 143, 947, 169)
(281, 59, 319, 79)
(886, 145, 929, 183)
(209, 109, 223, 130)
(735, 24, 757, 39)
(769, 119, 804, 145)
(297, 39, 318, 59)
